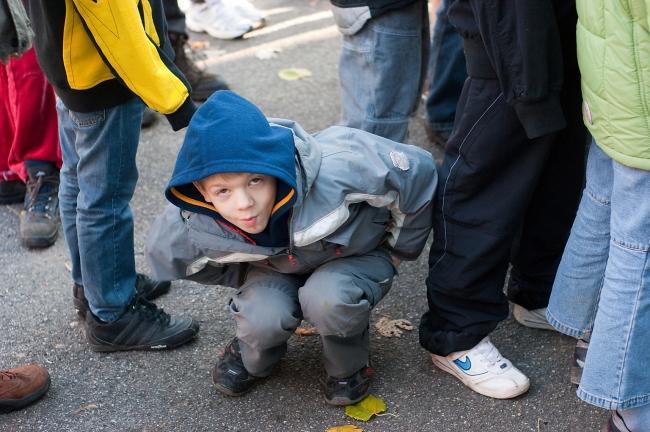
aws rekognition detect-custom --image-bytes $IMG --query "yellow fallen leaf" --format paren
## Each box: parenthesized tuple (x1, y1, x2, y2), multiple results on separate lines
(278, 68, 312, 81)
(326, 426, 363, 432)
(295, 326, 319, 336)
(344, 395, 387, 422)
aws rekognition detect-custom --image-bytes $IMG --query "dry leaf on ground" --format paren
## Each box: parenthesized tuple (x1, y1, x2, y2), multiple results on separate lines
(326, 426, 363, 432)
(344, 395, 387, 422)
(374, 317, 414, 337)
(278, 68, 312, 81)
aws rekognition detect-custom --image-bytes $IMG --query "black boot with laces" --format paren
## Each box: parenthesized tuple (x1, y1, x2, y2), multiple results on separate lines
(212, 338, 260, 396)
(20, 162, 60, 248)
(85, 296, 199, 352)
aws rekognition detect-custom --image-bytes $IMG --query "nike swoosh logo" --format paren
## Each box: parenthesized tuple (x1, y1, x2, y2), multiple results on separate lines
(454, 356, 472, 371)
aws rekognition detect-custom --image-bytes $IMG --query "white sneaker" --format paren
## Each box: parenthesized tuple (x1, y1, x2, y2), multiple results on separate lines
(512, 304, 554, 331)
(218, 0, 265, 27)
(431, 337, 530, 399)
(184, 1, 253, 40)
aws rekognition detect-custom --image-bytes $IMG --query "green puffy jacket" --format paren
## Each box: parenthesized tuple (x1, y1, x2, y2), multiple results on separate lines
(577, 0, 650, 170)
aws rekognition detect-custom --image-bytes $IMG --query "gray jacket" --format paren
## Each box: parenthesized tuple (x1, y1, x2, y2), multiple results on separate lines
(146, 119, 437, 286)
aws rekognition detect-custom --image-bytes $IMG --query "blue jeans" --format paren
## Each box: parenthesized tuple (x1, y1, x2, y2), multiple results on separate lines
(57, 98, 144, 322)
(335, 0, 429, 142)
(547, 142, 650, 410)
(425, 0, 466, 134)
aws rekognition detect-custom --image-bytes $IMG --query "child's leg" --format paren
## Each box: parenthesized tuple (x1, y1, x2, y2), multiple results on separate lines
(546, 142, 613, 339)
(230, 267, 303, 377)
(576, 149, 650, 411)
(299, 250, 395, 378)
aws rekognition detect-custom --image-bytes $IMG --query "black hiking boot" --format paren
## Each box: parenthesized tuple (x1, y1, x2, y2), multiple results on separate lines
(169, 32, 229, 102)
(85, 296, 198, 352)
(20, 163, 60, 249)
(212, 338, 259, 396)
(73, 273, 171, 318)
(320, 365, 374, 406)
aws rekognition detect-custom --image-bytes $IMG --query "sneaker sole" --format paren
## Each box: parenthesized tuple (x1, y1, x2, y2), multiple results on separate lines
(324, 393, 368, 406)
(0, 376, 50, 412)
(431, 357, 530, 399)
(87, 329, 198, 352)
(212, 382, 251, 397)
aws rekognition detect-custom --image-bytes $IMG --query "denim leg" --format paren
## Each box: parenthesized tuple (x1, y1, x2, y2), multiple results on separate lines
(425, 0, 466, 133)
(57, 98, 143, 321)
(57, 99, 82, 286)
(576, 147, 650, 410)
(337, 0, 429, 142)
(547, 143, 612, 338)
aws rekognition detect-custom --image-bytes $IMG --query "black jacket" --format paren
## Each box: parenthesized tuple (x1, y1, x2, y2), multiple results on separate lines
(449, 0, 577, 139)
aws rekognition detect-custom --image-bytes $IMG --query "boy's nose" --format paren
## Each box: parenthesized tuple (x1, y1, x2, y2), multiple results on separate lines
(235, 190, 254, 210)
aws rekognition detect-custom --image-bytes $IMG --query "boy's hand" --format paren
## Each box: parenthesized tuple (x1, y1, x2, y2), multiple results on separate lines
(390, 254, 401, 268)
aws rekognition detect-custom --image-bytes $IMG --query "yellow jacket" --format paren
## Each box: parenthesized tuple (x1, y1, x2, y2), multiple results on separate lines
(27, 0, 195, 130)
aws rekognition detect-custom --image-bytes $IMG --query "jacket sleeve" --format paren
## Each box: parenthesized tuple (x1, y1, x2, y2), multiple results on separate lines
(468, 0, 566, 139)
(70, 0, 195, 130)
(146, 205, 243, 287)
(381, 148, 436, 260)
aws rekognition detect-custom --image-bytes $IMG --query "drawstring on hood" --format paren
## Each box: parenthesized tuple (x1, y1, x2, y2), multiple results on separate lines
(165, 91, 297, 246)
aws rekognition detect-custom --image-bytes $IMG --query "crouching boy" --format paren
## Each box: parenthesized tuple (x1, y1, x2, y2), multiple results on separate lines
(147, 91, 437, 405)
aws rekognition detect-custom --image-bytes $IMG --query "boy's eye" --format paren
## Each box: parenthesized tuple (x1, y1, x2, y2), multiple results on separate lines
(215, 188, 229, 195)
(249, 177, 263, 186)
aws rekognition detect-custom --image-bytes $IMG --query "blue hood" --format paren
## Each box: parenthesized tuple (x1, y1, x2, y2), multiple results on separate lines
(166, 91, 297, 220)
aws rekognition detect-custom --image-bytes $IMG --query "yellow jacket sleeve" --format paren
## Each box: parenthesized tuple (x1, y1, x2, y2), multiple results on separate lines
(70, 0, 194, 125)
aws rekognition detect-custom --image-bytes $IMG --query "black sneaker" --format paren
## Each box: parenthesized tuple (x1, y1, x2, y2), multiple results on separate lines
(73, 273, 171, 318)
(212, 338, 259, 396)
(20, 163, 60, 248)
(0, 178, 26, 204)
(169, 32, 229, 102)
(571, 338, 589, 387)
(85, 296, 198, 352)
(320, 365, 374, 406)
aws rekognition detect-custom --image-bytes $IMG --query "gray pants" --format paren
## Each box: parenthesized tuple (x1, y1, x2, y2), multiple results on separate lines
(230, 250, 395, 378)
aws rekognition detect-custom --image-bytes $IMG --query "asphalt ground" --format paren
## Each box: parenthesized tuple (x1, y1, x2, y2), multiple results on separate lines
(1, 1, 608, 430)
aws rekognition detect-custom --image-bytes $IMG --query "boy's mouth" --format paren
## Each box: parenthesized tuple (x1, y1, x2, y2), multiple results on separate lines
(241, 216, 258, 228)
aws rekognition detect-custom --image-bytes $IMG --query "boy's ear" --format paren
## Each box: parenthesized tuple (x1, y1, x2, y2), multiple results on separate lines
(193, 180, 212, 203)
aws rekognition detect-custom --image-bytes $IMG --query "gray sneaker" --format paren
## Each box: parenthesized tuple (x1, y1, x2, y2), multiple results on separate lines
(20, 163, 60, 249)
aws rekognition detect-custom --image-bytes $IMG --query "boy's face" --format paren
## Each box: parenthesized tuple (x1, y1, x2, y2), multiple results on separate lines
(194, 173, 277, 234)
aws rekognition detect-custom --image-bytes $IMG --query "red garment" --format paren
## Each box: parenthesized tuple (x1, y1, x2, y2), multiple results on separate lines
(0, 48, 61, 183)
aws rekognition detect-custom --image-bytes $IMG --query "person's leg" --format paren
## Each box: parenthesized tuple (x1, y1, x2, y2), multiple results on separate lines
(0, 61, 25, 204)
(336, 0, 429, 142)
(419, 78, 555, 357)
(425, 0, 466, 143)
(4, 49, 61, 182)
(299, 249, 395, 404)
(546, 142, 612, 339)
(59, 99, 143, 320)
(575, 146, 650, 414)
(230, 268, 303, 377)
(300, 250, 395, 378)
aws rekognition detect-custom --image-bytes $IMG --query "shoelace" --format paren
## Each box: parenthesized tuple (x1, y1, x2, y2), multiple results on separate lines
(131, 297, 171, 326)
(25, 172, 59, 215)
(0, 371, 16, 381)
(476, 339, 504, 368)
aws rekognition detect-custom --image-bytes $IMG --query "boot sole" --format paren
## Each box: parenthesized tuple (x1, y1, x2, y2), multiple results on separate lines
(87, 328, 198, 352)
(0, 376, 50, 412)
(21, 230, 58, 249)
(431, 357, 530, 400)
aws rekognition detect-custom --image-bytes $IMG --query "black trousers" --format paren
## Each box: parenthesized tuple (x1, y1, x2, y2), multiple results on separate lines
(418, 75, 588, 356)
